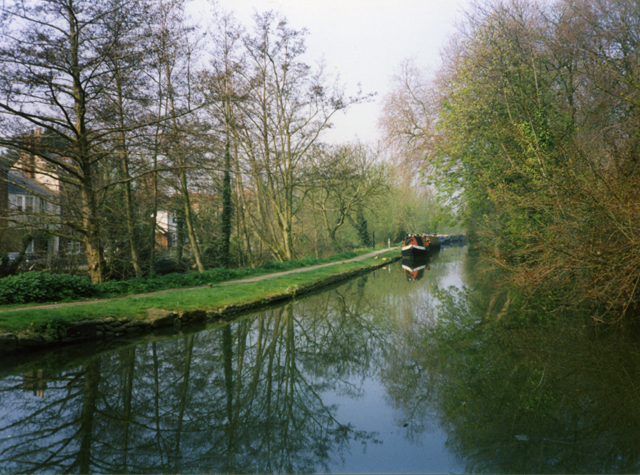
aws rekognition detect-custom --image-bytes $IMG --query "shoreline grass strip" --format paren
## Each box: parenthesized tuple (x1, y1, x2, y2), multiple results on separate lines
(0, 250, 399, 334)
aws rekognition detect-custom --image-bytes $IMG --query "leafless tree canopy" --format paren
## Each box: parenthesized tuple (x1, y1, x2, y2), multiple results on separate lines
(1, 1, 427, 281)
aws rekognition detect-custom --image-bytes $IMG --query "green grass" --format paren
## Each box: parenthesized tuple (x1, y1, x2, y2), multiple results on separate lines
(0, 248, 378, 309)
(0, 249, 399, 334)
(97, 249, 372, 297)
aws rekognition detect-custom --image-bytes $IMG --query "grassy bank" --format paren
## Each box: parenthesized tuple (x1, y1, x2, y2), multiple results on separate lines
(0, 249, 399, 335)
(0, 249, 379, 308)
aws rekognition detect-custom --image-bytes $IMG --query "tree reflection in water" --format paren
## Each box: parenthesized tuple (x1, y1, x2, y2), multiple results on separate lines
(4, 251, 639, 474)
(0, 279, 388, 474)
(382, 255, 640, 473)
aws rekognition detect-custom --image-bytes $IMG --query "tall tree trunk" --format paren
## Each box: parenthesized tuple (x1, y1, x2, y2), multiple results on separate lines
(179, 170, 204, 272)
(114, 49, 142, 277)
(148, 140, 159, 274)
(176, 207, 185, 260)
(119, 133, 142, 277)
(235, 154, 252, 266)
(81, 182, 107, 283)
(220, 137, 233, 268)
(71, 9, 106, 283)
(148, 27, 166, 276)
(166, 61, 204, 272)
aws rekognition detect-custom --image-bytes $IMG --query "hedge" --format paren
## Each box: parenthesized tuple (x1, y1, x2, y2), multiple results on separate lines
(0, 272, 98, 305)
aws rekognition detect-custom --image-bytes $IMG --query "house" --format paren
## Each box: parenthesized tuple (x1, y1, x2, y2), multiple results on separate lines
(156, 210, 180, 251)
(5, 169, 60, 253)
(1, 134, 62, 257)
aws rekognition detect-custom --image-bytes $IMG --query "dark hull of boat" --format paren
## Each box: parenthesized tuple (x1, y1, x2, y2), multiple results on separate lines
(401, 245, 429, 259)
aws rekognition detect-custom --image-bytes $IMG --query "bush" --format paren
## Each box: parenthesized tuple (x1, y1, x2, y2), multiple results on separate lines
(0, 272, 97, 305)
(154, 257, 188, 276)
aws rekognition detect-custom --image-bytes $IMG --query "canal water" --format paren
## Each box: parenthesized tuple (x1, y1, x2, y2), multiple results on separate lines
(2, 246, 640, 474)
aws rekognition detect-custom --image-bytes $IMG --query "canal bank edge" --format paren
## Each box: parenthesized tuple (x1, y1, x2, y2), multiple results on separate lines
(0, 256, 400, 356)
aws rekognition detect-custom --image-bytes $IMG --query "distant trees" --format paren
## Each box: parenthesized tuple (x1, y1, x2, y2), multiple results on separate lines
(377, 0, 640, 323)
(378, 61, 463, 240)
(379, 59, 439, 187)
(308, 144, 390, 252)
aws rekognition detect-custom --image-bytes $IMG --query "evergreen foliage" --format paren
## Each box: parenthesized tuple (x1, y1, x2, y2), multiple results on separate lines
(219, 140, 233, 267)
(0, 272, 97, 305)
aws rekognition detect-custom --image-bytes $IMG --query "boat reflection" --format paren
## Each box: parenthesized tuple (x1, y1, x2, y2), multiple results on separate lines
(401, 257, 430, 281)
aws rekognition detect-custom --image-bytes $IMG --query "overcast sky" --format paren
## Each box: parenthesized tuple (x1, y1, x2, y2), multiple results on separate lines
(191, 0, 471, 144)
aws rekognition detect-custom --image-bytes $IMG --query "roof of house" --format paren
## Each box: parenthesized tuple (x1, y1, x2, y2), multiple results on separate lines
(6, 170, 57, 200)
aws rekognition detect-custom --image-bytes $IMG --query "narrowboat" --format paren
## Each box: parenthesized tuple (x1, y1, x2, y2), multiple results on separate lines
(401, 234, 429, 259)
(439, 234, 451, 244)
(423, 234, 441, 250)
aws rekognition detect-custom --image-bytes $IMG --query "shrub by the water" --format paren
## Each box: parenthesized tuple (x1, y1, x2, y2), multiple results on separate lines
(0, 272, 97, 305)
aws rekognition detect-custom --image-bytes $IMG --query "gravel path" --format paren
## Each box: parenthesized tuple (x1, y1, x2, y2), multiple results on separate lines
(0, 248, 398, 314)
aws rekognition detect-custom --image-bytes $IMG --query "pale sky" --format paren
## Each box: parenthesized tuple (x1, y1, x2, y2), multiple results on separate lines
(191, 0, 470, 144)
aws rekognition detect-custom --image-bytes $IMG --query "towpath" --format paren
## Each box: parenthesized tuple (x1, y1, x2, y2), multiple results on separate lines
(0, 247, 398, 314)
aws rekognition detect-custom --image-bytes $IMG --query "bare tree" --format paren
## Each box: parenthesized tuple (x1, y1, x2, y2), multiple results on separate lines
(234, 12, 373, 261)
(98, 0, 151, 277)
(379, 59, 439, 187)
(145, 0, 206, 271)
(0, 0, 146, 282)
(200, 11, 247, 268)
(308, 144, 390, 251)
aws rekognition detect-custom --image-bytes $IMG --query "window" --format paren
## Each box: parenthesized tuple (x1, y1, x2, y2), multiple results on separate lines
(68, 241, 82, 254)
(25, 196, 34, 213)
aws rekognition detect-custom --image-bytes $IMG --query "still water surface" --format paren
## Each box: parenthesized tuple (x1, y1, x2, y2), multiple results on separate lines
(2, 246, 640, 473)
